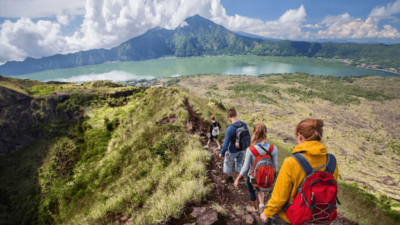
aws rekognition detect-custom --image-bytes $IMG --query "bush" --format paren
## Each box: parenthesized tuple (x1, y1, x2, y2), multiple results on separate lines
(56, 93, 95, 113)
(208, 84, 219, 90)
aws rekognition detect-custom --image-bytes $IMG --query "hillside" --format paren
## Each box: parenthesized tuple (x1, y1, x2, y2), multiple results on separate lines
(1, 75, 400, 224)
(1, 15, 400, 76)
(176, 73, 400, 223)
(0, 77, 230, 224)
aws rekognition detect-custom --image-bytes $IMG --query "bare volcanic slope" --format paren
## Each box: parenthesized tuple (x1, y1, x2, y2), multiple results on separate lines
(176, 73, 400, 224)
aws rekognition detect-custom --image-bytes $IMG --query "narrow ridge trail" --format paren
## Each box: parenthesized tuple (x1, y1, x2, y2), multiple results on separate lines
(153, 99, 358, 225)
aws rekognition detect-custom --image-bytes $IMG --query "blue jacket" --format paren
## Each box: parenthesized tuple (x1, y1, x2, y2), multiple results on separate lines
(220, 121, 249, 156)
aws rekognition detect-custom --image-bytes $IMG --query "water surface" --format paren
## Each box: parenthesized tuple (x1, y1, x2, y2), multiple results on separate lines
(11, 56, 399, 82)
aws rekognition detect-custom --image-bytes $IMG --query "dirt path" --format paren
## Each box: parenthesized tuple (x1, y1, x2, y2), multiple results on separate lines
(152, 99, 358, 225)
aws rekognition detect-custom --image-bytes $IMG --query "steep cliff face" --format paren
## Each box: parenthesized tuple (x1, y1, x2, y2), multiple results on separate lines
(0, 87, 76, 155)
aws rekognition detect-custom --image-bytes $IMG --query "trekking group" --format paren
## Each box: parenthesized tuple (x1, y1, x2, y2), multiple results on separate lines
(206, 108, 339, 225)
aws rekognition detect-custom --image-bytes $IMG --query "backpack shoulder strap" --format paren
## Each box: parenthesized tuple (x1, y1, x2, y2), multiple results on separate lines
(291, 153, 313, 176)
(249, 146, 260, 157)
(258, 145, 274, 155)
(325, 154, 337, 174)
(267, 145, 274, 154)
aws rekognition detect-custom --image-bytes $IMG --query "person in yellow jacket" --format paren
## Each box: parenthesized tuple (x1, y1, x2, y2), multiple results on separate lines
(261, 118, 339, 224)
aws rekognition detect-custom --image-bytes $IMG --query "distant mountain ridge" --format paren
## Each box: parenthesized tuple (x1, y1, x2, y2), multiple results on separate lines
(1, 15, 400, 75)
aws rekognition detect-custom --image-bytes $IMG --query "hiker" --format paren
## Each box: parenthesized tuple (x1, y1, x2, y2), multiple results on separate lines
(205, 116, 222, 149)
(234, 123, 278, 214)
(261, 119, 339, 225)
(220, 108, 251, 183)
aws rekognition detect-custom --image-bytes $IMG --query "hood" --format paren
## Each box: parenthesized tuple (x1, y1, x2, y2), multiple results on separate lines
(293, 141, 327, 156)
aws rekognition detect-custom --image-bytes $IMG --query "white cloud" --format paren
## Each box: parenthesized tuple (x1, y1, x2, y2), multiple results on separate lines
(0, 18, 78, 64)
(319, 13, 355, 27)
(210, 1, 307, 39)
(56, 14, 72, 26)
(369, 0, 400, 18)
(0, 0, 86, 18)
(49, 70, 154, 82)
(313, 2, 400, 40)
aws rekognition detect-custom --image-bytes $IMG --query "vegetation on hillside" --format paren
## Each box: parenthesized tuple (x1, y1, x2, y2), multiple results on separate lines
(0, 84, 230, 224)
(225, 73, 398, 105)
(0, 75, 41, 94)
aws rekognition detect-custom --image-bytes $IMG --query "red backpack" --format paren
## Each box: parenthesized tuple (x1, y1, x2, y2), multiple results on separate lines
(249, 145, 275, 189)
(285, 153, 339, 225)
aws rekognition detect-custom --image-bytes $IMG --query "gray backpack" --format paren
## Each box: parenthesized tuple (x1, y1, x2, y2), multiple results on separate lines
(230, 122, 251, 151)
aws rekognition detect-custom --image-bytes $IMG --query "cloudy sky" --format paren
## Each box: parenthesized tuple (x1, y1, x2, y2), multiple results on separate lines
(0, 0, 400, 65)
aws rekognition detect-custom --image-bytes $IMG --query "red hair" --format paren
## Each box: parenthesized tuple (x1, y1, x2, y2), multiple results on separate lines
(295, 118, 324, 141)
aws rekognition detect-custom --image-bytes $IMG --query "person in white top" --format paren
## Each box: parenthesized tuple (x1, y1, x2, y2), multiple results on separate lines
(205, 116, 222, 149)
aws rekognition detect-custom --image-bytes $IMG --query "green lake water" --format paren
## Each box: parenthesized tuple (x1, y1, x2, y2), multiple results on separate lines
(11, 56, 399, 82)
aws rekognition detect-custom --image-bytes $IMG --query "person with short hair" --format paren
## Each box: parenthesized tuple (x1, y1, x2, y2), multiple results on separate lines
(260, 118, 339, 224)
(205, 116, 222, 149)
(234, 123, 278, 215)
(220, 108, 249, 183)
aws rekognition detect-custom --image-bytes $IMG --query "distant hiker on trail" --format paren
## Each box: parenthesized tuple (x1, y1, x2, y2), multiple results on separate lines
(261, 119, 339, 225)
(220, 108, 251, 183)
(205, 116, 222, 149)
(234, 123, 278, 215)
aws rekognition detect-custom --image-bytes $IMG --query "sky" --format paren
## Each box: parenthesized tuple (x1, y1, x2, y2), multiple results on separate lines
(0, 0, 400, 65)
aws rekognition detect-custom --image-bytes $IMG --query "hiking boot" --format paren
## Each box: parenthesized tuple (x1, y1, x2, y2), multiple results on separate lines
(204, 145, 209, 149)
(226, 176, 234, 183)
(258, 204, 265, 213)
(217, 146, 221, 150)
(246, 206, 258, 212)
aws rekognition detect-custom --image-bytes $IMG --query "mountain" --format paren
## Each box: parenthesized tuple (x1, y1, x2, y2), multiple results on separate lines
(232, 30, 280, 41)
(1, 15, 400, 75)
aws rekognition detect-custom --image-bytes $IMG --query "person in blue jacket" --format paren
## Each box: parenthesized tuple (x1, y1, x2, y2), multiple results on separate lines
(220, 108, 249, 183)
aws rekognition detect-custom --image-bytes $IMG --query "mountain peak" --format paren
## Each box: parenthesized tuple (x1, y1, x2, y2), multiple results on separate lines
(183, 14, 216, 27)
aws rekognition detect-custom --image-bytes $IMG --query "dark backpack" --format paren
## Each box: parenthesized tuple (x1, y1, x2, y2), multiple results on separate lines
(230, 122, 251, 151)
(284, 153, 339, 225)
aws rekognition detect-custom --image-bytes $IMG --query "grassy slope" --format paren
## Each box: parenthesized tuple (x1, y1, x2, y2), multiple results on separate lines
(0, 84, 231, 225)
(178, 74, 400, 225)
(0, 75, 41, 94)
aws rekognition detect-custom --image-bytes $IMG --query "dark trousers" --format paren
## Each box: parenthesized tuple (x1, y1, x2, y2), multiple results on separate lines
(246, 176, 257, 201)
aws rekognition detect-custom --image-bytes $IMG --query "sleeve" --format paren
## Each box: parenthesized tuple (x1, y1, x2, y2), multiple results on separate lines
(218, 122, 221, 129)
(239, 148, 252, 176)
(209, 123, 212, 134)
(220, 126, 232, 156)
(264, 158, 293, 218)
(272, 146, 278, 171)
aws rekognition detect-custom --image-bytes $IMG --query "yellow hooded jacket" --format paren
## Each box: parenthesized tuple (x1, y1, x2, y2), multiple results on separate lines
(263, 141, 339, 223)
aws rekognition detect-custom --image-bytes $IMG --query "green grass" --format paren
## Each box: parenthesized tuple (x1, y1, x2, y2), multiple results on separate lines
(30, 87, 224, 224)
(0, 75, 41, 95)
(260, 73, 398, 105)
(224, 73, 398, 106)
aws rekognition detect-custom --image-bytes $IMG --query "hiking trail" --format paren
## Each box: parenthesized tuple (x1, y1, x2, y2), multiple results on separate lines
(152, 99, 358, 225)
